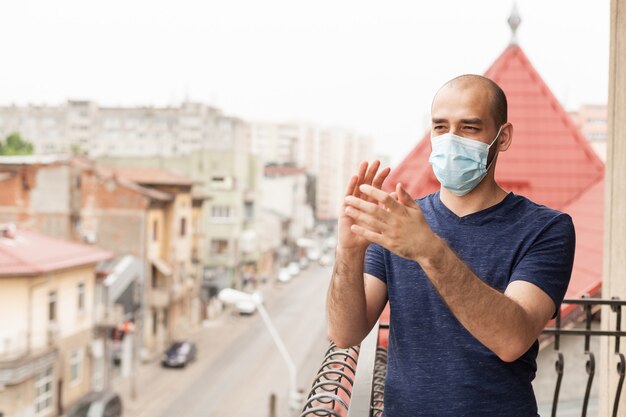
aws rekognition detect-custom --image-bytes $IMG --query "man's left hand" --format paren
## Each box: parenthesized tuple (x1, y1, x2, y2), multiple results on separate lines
(343, 183, 438, 263)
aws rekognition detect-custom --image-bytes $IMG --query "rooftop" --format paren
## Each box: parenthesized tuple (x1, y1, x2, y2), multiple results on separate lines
(103, 166, 195, 186)
(0, 225, 111, 276)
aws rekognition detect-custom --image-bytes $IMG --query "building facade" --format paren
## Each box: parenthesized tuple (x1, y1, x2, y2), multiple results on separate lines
(0, 227, 110, 417)
(97, 147, 263, 293)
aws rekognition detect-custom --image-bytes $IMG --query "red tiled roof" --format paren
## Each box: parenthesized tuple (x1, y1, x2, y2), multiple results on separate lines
(0, 229, 112, 276)
(562, 177, 604, 299)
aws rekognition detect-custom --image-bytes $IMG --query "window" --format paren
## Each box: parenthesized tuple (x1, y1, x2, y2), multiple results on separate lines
(210, 239, 229, 255)
(152, 219, 158, 241)
(211, 205, 232, 219)
(209, 176, 234, 190)
(151, 264, 159, 289)
(244, 202, 254, 220)
(70, 349, 83, 383)
(35, 367, 54, 415)
(77, 282, 85, 313)
(180, 218, 187, 237)
(152, 309, 158, 336)
(48, 291, 57, 322)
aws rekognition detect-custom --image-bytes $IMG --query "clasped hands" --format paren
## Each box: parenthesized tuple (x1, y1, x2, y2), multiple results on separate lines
(343, 161, 439, 264)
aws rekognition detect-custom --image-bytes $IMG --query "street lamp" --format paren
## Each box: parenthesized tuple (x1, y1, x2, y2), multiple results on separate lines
(218, 288, 303, 413)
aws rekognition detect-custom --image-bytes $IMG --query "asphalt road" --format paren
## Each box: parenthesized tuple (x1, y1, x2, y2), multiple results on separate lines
(127, 263, 333, 417)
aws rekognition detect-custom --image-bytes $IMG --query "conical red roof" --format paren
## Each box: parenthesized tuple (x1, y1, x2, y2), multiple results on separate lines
(384, 45, 604, 211)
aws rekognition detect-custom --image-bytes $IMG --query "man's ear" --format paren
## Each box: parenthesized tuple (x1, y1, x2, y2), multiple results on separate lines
(497, 122, 513, 152)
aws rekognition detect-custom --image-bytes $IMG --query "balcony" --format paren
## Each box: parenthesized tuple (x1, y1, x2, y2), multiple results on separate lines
(0, 347, 57, 387)
(94, 303, 125, 327)
(300, 298, 626, 417)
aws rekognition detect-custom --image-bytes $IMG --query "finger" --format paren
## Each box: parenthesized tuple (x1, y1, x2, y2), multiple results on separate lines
(350, 224, 385, 245)
(344, 175, 358, 197)
(397, 183, 417, 207)
(344, 206, 388, 232)
(372, 166, 391, 190)
(362, 160, 381, 187)
(360, 160, 380, 203)
(345, 195, 386, 218)
(358, 184, 401, 212)
(352, 161, 369, 197)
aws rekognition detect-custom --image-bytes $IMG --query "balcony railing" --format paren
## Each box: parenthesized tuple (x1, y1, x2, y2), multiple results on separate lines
(301, 298, 626, 417)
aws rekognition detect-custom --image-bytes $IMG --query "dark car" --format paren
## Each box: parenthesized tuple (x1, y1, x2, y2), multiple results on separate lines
(161, 341, 197, 368)
(67, 390, 123, 417)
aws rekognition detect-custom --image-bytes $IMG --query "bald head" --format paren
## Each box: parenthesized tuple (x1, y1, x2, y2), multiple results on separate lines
(434, 75, 508, 130)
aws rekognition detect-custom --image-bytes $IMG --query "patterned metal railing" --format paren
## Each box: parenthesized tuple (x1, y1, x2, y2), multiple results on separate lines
(300, 343, 359, 416)
(543, 297, 626, 417)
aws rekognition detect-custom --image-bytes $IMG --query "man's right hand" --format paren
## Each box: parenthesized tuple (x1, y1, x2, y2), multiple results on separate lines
(338, 160, 391, 253)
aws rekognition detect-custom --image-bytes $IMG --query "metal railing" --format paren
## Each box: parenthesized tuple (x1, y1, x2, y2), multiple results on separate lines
(300, 343, 359, 416)
(303, 298, 626, 417)
(543, 297, 626, 417)
(300, 322, 383, 417)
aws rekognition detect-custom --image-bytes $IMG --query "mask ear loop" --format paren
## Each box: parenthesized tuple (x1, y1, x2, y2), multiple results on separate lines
(485, 125, 504, 169)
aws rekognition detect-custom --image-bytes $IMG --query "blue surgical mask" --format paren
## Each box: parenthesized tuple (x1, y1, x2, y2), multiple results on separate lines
(428, 127, 502, 196)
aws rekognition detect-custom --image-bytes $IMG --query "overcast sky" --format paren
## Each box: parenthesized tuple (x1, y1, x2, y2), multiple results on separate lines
(0, 1, 610, 165)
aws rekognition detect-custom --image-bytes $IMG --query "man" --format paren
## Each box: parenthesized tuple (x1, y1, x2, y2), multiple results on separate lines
(326, 74, 575, 416)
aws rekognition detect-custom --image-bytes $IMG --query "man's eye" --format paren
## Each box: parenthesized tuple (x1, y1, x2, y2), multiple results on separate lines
(463, 126, 478, 131)
(433, 126, 445, 130)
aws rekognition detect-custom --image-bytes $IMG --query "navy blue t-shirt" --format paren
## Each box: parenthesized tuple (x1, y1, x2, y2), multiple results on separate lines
(364, 191, 575, 417)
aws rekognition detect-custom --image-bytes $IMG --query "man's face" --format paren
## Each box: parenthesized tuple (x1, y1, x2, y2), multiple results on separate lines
(430, 82, 499, 145)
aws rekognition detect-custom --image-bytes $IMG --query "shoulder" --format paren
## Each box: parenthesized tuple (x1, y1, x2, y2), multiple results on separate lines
(511, 194, 574, 234)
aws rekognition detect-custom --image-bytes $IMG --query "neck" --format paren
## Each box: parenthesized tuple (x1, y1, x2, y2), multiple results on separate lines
(439, 172, 508, 217)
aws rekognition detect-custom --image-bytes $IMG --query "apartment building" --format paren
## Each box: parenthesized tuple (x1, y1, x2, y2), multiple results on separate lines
(0, 101, 240, 157)
(97, 146, 263, 292)
(0, 226, 111, 417)
(261, 165, 314, 265)
(80, 165, 201, 355)
(250, 121, 375, 222)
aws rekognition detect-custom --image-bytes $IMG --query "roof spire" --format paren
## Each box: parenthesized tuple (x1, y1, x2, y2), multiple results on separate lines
(508, 3, 521, 45)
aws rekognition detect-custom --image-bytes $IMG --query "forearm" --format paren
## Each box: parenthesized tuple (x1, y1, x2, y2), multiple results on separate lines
(418, 236, 536, 362)
(326, 247, 370, 347)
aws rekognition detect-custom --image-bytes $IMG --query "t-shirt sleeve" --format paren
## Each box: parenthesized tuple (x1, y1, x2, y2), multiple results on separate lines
(509, 213, 576, 317)
(364, 243, 387, 284)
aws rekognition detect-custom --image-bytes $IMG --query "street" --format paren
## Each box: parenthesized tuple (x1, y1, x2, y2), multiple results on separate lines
(117, 263, 333, 417)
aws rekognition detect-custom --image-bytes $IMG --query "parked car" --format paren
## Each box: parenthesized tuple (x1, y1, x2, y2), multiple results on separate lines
(278, 268, 292, 283)
(161, 341, 197, 368)
(67, 390, 123, 417)
(236, 299, 256, 315)
(288, 261, 301, 276)
(307, 248, 321, 262)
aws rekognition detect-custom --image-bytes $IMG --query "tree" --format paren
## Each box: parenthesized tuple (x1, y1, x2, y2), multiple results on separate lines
(0, 133, 34, 155)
